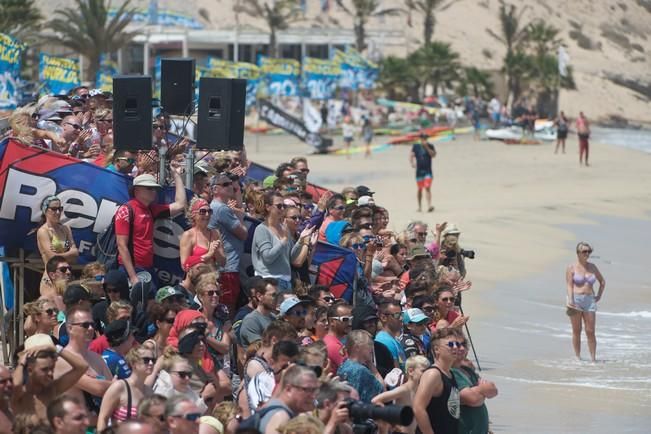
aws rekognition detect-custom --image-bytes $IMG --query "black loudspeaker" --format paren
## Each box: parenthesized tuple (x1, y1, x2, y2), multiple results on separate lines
(161, 58, 195, 115)
(113, 75, 152, 150)
(197, 78, 246, 151)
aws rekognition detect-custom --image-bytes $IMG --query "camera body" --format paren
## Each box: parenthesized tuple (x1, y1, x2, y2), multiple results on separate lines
(459, 248, 475, 259)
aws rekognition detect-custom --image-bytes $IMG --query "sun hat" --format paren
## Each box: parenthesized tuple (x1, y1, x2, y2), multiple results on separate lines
(407, 245, 431, 261)
(442, 224, 461, 237)
(403, 308, 429, 324)
(156, 286, 182, 303)
(357, 196, 375, 206)
(279, 296, 308, 316)
(24, 333, 56, 351)
(132, 174, 161, 188)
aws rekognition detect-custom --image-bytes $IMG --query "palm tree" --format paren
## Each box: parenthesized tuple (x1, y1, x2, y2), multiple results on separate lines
(378, 56, 420, 100)
(335, 0, 403, 52)
(524, 21, 561, 58)
(406, 0, 447, 45)
(410, 41, 460, 96)
(47, 0, 138, 81)
(236, 0, 301, 58)
(487, 2, 530, 103)
(0, 0, 42, 40)
(459, 67, 494, 99)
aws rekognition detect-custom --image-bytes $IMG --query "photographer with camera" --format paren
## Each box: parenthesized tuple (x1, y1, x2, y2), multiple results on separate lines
(437, 224, 474, 279)
(315, 378, 354, 434)
(337, 330, 385, 404)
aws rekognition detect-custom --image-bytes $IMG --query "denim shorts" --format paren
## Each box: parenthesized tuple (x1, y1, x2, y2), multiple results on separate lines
(573, 293, 597, 312)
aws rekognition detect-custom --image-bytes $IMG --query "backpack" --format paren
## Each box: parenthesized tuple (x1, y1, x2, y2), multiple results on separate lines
(95, 203, 134, 270)
(237, 404, 293, 432)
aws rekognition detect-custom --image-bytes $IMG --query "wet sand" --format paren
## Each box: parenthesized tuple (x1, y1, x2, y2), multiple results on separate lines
(247, 131, 651, 432)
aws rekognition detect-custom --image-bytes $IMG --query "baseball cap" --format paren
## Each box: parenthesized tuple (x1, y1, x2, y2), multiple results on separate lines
(193, 164, 209, 176)
(407, 245, 431, 261)
(357, 196, 374, 206)
(132, 174, 161, 188)
(403, 308, 429, 324)
(356, 185, 374, 197)
(63, 284, 91, 306)
(156, 286, 182, 303)
(104, 270, 129, 296)
(279, 296, 308, 316)
(104, 319, 135, 345)
(262, 175, 277, 189)
(351, 305, 379, 330)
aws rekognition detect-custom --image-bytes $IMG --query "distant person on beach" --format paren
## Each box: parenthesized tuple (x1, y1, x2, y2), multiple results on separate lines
(576, 112, 591, 166)
(554, 111, 569, 154)
(566, 242, 606, 362)
(361, 115, 373, 158)
(410, 133, 437, 213)
(342, 116, 355, 159)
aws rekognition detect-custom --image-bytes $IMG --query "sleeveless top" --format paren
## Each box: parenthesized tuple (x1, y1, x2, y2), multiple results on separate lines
(48, 225, 71, 253)
(417, 366, 460, 434)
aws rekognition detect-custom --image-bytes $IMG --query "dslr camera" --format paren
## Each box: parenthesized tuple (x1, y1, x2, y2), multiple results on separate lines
(343, 399, 414, 434)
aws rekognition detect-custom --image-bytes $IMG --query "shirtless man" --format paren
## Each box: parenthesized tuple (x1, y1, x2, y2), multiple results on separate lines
(0, 365, 13, 434)
(54, 306, 113, 427)
(10, 333, 88, 426)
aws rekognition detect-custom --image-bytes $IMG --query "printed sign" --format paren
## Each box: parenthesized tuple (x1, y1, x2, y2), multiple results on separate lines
(258, 99, 332, 151)
(258, 56, 300, 97)
(39, 53, 81, 95)
(0, 33, 25, 109)
(302, 57, 340, 99)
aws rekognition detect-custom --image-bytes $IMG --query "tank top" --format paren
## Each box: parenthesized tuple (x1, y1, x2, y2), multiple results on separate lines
(417, 366, 460, 434)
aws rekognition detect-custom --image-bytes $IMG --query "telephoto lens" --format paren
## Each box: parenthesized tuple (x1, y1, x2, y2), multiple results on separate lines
(344, 399, 414, 426)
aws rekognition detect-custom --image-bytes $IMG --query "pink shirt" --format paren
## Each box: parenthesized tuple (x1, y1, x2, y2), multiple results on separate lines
(323, 334, 347, 373)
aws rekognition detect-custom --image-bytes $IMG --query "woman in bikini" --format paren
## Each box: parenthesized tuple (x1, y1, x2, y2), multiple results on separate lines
(97, 346, 154, 431)
(566, 242, 606, 362)
(36, 195, 79, 302)
(180, 197, 226, 271)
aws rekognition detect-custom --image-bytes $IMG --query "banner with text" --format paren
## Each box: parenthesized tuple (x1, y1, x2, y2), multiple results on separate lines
(333, 48, 378, 90)
(0, 33, 25, 109)
(0, 139, 190, 286)
(258, 56, 300, 97)
(258, 99, 332, 151)
(39, 53, 81, 95)
(96, 54, 119, 92)
(302, 57, 340, 100)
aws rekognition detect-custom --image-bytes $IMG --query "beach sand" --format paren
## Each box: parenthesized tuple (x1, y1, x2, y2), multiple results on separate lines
(247, 131, 651, 432)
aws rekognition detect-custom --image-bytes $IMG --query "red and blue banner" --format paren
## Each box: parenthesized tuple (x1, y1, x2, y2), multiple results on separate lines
(310, 241, 358, 302)
(0, 139, 189, 286)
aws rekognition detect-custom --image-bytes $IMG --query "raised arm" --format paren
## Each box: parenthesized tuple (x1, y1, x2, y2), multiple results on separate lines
(169, 168, 188, 217)
(52, 346, 89, 395)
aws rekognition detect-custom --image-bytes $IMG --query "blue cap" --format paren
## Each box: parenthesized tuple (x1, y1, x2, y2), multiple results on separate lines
(279, 296, 307, 316)
(403, 308, 429, 324)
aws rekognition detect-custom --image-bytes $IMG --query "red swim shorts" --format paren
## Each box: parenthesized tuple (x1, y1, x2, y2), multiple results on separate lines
(416, 174, 432, 190)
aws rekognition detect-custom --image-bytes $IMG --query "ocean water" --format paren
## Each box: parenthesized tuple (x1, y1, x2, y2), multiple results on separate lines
(591, 126, 651, 154)
(467, 213, 651, 433)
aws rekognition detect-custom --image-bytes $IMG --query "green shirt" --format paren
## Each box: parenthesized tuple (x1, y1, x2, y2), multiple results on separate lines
(452, 366, 490, 434)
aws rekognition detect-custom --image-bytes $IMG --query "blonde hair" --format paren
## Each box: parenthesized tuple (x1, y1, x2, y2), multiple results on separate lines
(162, 355, 189, 372)
(107, 301, 133, 322)
(81, 262, 106, 279)
(195, 272, 220, 296)
(23, 299, 51, 317)
(9, 107, 35, 145)
(212, 401, 239, 429)
(339, 232, 363, 248)
(278, 414, 325, 434)
(405, 355, 430, 373)
(300, 341, 327, 367)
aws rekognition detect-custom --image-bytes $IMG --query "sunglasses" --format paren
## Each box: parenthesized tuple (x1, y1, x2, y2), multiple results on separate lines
(57, 266, 72, 273)
(197, 208, 213, 216)
(440, 297, 455, 303)
(300, 168, 310, 173)
(417, 232, 428, 237)
(289, 309, 307, 317)
(98, 118, 113, 123)
(217, 181, 232, 187)
(117, 157, 136, 165)
(274, 203, 287, 210)
(446, 341, 464, 348)
(45, 308, 59, 316)
(286, 215, 301, 221)
(162, 317, 176, 324)
(71, 321, 95, 329)
(322, 296, 335, 303)
(0, 378, 13, 385)
(142, 357, 156, 365)
(49, 206, 64, 213)
(359, 223, 373, 230)
(105, 286, 121, 293)
(421, 306, 435, 313)
(579, 250, 592, 254)
(204, 290, 220, 297)
(351, 243, 366, 250)
(302, 204, 313, 210)
(94, 275, 105, 281)
(172, 412, 202, 421)
(64, 122, 83, 130)
(385, 312, 403, 319)
(332, 205, 346, 211)
(172, 371, 193, 379)
(330, 315, 353, 322)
